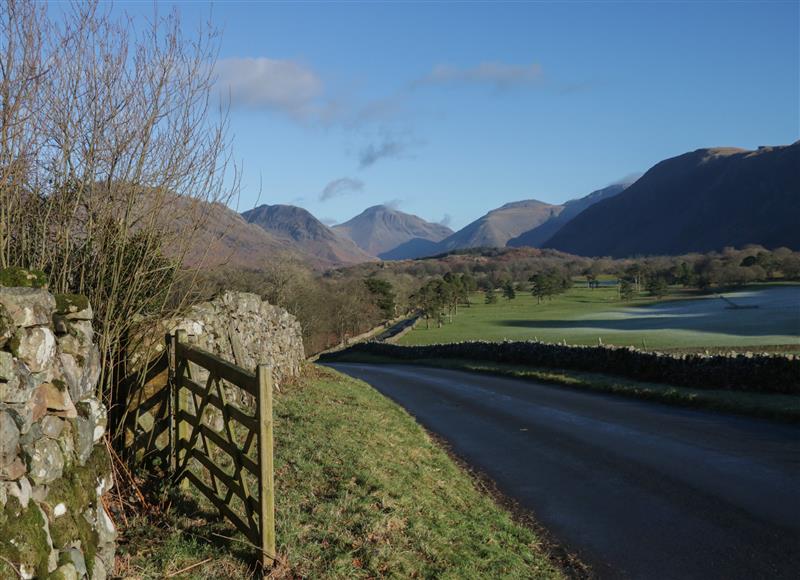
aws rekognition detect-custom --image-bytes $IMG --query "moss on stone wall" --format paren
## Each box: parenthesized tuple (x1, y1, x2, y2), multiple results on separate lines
(46, 446, 111, 577)
(54, 294, 90, 315)
(0, 267, 48, 289)
(0, 497, 52, 578)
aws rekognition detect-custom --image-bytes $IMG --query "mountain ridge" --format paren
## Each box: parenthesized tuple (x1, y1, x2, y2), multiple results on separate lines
(544, 143, 800, 256)
(508, 182, 630, 248)
(434, 199, 564, 254)
(242, 204, 374, 265)
(333, 205, 453, 256)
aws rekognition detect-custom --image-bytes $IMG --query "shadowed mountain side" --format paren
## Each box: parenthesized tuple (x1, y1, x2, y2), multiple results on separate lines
(378, 238, 442, 260)
(545, 143, 800, 257)
(437, 200, 564, 253)
(334, 205, 453, 256)
(509, 183, 629, 248)
(242, 204, 375, 265)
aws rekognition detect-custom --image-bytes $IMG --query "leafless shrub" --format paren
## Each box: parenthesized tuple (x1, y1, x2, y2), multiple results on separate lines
(0, 1, 239, 409)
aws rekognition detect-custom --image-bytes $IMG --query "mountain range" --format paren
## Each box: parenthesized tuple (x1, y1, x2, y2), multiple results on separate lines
(544, 142, 800, 257)
(186, 142, 799, 268)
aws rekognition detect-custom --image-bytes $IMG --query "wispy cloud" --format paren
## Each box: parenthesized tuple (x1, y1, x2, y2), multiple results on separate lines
(215, 57, 331, 120)
(319, 177, 365, 202)
(320, 217, 338, 226)
(383, 198, 403, 209)
(613, 172, 643, 187)
(415, 62, 543, 90)
(359, 138, 406, 169)
(438, 213, 453, 228)
(358, 131, 424, 169)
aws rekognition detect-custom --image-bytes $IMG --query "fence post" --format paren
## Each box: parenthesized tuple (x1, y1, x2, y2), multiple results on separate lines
(257, 364, 276, 568)
(175, 329, 190, 489)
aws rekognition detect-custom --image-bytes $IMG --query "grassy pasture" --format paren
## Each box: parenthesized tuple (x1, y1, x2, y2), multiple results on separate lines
(400, 283, 800, 351)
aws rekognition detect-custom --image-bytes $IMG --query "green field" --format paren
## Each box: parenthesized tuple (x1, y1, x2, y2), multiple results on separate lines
(400, 284, 800, 351)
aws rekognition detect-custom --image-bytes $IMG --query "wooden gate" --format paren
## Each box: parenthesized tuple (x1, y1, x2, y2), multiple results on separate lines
(169, 329, 275, 568)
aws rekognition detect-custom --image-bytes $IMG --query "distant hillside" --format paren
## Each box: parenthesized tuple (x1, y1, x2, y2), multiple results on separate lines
(379, 238, 442, 261)
(179, 200, 302, 269)
(334, 205, 452, 256)
(436, 200, 564, 253)
(545, 143, 800, 257)
(242, 204, 374, 265)
(508, 183, 629, 248)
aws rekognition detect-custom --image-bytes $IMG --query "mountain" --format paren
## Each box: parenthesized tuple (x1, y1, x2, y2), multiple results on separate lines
(179, 200, 303, 269)
(436, 200, 564, 253)
(333, 205, 453, 257)
(242, 204, 374, 265)
(544, 143, 800, 257)
(508, 182, 630, 248)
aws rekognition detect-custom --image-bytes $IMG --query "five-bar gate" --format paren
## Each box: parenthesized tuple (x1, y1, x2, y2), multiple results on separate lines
(169, 329, 276, 568)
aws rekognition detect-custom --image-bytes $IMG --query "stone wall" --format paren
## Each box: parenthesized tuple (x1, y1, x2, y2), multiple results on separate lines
(0, 285, 113, 579)
(330, 341, 800, 393)
(171, 291, 305, 387)
(123, 291, 305, 459)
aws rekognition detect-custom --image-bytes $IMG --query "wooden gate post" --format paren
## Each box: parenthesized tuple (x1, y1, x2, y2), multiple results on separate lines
(257, 364, 276, 568)
(174, 329, 190, 489)
(167, 332, 176, 474)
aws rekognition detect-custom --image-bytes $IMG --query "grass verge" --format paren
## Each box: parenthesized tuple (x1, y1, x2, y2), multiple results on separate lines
(115, 364, 565, 578)
(328, 352, 800, 424)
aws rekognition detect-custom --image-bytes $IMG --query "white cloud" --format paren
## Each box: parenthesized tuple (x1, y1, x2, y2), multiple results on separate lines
(416, 62, 543, 90)
(320, 177, 365, 202)
(215, 57, 324, 119)
(383, 198, 403, 209)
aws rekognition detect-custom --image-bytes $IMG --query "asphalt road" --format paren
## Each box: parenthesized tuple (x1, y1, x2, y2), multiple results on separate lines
(327, 363, 800, 580)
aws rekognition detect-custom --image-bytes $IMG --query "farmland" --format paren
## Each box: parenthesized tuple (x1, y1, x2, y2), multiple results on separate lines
(399, 283, 800, 351)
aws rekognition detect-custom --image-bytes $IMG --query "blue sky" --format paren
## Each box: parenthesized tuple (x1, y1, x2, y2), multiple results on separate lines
(125, 1, 797, 229)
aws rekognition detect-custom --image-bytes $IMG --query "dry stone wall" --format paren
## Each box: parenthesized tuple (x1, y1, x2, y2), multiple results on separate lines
(123, 291, 305, 456)
(0, 282, 113, 579)
(333, 340, 800, 393)
(171, 291, 305, 387)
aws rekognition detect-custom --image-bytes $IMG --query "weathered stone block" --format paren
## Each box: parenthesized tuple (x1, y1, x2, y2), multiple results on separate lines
(10, 326, 57, 373)
(58, 344, 100, 404)
(23, 438, 64, 485)
(0, 457, 26, 480)
(0, 409, 20, 466)
(72, 399, 106, 465)
(31, 383, 77, 422)
(0, 304, 13, 349)
(0, 351, 14, 381)
(0, 287, 56, 327)
(41, 416, 65, 439)
(0, 363, 36, 405)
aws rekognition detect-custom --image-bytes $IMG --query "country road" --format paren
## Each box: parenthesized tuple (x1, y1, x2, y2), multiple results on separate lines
(326, 363, 800, 580)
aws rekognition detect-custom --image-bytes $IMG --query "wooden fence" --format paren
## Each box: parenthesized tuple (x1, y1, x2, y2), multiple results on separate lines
(169, 329, 276, 568)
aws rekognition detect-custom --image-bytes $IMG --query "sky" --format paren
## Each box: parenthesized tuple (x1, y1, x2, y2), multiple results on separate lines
(117, 1, 798, 230)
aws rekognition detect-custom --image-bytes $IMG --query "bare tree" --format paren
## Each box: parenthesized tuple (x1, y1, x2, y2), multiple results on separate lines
(0, 1, 239, 409)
